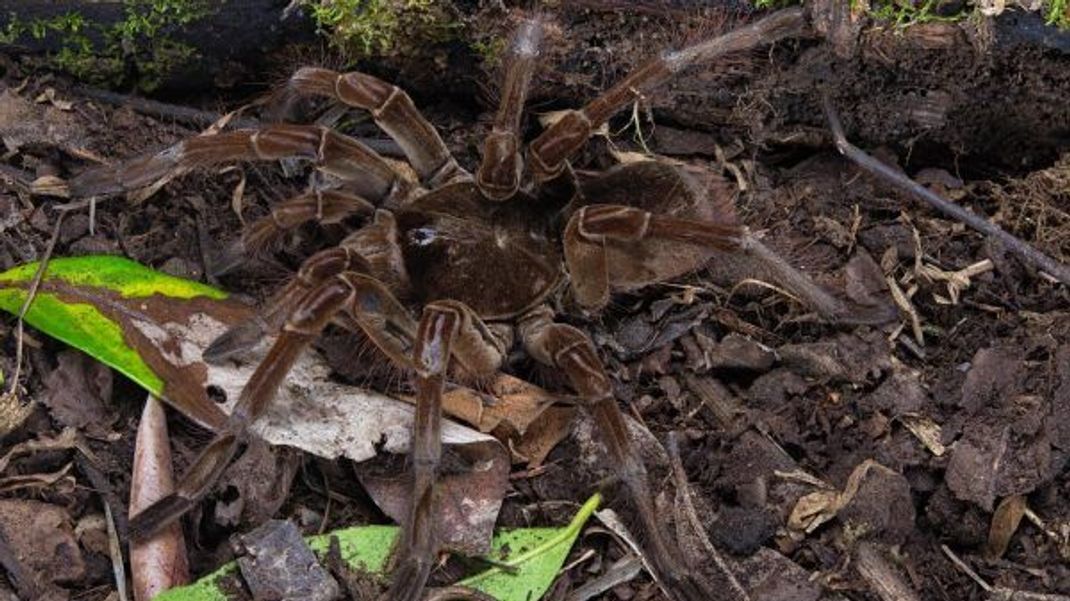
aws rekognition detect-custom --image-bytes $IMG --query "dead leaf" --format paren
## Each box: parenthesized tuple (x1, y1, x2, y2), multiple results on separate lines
(356, 436, 510, 555)
(0, 499, 85, 585)
(131, 395, 189, 601)
(0, 390, 35, 437)
(898, 413, 946, 456)
(985, 495, 1026, 560)
(0, 428, 80, 473)
(788, 459, 913, 541)
(510, 405, 576, 467)
(0, 463, 75, 494)
(42, 349, 115, 434)
(176, 309, 513, 554)
(0, 89, 86, 152)
(788, 489, 842, 533)
(34, 88, 73, 111)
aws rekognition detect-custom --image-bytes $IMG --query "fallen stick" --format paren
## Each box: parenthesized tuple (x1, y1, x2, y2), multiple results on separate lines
(823, 96, 1070, 287)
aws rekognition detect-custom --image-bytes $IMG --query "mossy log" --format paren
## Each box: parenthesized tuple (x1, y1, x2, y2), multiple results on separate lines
(0, 1, 316, 94)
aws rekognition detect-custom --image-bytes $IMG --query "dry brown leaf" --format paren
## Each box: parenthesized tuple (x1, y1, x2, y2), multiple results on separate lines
(985, 495, 1027, 561)
(437, 373, 559, 436)
(0, 427, 79, 473)
(34, 87, 74, 111)
(509, 405, 576, 467)
(788, 459, 900, 534)
(130, 395, 189, 601)
(0, 390, 34, 437)
(0, 463, 75, 494)
(898, 413, 947, 456)
(788, 489, 842, 533)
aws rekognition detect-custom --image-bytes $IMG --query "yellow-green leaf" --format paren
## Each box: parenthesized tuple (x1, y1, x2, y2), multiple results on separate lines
(0, 256, 252, 429)
(154, 494, 601, 601)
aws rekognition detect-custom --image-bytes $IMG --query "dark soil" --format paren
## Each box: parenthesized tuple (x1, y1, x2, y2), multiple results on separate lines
(0, 3, 1068, 601)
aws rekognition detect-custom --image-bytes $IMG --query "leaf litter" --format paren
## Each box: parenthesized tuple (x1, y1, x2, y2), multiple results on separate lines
(1, 9, 1069, 600)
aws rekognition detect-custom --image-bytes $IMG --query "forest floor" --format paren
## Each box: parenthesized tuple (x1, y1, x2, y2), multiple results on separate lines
(0, 3, 1068, 600)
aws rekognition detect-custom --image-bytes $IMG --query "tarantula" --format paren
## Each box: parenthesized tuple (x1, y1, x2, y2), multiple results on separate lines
(67, 7, 886, 600)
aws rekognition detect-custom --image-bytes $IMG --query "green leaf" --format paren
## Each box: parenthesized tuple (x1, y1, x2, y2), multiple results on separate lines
(155, 494, 601, 601)
(457, 493, 600, 600)
(0, 256, 252, 429)
(0, 287, 164, 394)
(0, 255, 227, 300)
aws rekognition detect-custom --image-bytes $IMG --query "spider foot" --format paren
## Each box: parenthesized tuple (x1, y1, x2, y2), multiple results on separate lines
(129, 493, 194, 540)
(381, 553, 434, 601)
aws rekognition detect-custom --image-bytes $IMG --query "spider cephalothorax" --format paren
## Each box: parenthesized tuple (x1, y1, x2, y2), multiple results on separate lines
(68, 7, 887, 601)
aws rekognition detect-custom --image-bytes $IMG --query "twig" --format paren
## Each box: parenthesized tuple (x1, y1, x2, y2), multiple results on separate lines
(77, 85, 259, 129)
(941, 544, 1070, 601)
(666, 432, 751, 601)
(5, 208, 66, 396)
(822, 96, 1070, 287)
(104, 502, 130, 601)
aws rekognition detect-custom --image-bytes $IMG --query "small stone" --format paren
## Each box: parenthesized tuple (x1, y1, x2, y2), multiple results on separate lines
(235, 520, 340, 601)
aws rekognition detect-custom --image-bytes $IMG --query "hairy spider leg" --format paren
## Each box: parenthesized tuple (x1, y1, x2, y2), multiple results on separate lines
(286, 67, 467, 188)
(384, 300, 506, 601)
(564, 202, 743, 310)
(527, 7, 806, 181)
(476, 17, 544, 200)
(69, 123, 408, 202)
(129, 270, 363, 538)
(518, 306, 712, 601)
(239, 189, 376, 256)
(207, 209, 414, 361)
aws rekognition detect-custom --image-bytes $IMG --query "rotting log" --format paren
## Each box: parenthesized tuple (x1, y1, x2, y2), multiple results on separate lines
(0, 1, 316, 94)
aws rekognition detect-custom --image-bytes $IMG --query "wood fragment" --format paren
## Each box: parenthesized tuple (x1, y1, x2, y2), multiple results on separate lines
(130, 395, 189, 601)
(682, 374, 746, 428)
(855, 541, 922, 601)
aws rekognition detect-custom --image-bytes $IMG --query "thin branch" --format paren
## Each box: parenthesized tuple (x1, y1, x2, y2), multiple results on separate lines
(5, 209, 66, 396)
(822, 96, 1070, 287)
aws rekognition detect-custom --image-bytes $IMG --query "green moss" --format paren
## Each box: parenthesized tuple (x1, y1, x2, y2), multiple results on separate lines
(748, 0, 1068, 29)
(302, 0, 462, 60)
(1046, 0, 1069, 27)
(470, 36, 507, 67)
(0, 1, 216, 91)
(868, 0, 961, 28)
